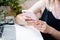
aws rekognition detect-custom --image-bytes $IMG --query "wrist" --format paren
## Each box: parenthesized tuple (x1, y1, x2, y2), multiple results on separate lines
(48, 26, 55, 34)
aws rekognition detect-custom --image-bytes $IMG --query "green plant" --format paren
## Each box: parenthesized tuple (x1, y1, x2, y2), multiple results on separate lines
(0, 0, 26, 15)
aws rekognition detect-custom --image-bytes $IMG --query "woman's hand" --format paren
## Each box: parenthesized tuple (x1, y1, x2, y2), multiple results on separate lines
(34, 20, 60, 40)
(34, 20, 51, 34)
(15, 14, 36, 26)
(16, 14, 51, 33)
(25, 19, 51, 34)
(24, 17, 51, 34)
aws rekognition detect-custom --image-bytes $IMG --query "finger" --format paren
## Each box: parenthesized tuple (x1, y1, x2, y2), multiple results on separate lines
(36, 20, 44, 25)
(34, 22, 47, 32)
(40, 22, 47, 32)
(25, 16, 31, 18)
(25, 19, 34, 21)
(27, 21, 35, 26)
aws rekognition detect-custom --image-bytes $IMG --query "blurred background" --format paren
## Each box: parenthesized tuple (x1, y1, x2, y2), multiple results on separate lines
(0, 0, 39, 16)
(0, 0, 39, 40)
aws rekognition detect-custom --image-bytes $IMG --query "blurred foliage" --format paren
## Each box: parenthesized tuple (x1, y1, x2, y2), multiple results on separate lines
(0, 0, 26, 15)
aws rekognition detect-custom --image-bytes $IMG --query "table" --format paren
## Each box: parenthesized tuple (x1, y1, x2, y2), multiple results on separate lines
(15, 24, 44, 40)
(2, 24, 44, 40)
(2, 25, 16, 40)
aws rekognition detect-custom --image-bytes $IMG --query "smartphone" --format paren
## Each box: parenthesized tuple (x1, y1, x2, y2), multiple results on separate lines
(22, 10, 38, 20)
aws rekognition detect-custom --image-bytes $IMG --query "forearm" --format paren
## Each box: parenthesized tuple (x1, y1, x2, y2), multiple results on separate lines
(28, 0, 46, 14)
(48, 26, 60, 40)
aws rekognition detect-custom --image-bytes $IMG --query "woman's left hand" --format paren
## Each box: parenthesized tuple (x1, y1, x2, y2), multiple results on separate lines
(34, 20, 51, 34)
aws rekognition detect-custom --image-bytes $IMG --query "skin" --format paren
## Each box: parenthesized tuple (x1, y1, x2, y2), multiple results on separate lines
(15, 0, 60, 40)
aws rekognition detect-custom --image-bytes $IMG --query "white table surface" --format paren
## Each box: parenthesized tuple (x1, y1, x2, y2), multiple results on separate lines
(15, 24, 44, 40)
(0, 38, 2, 40)
(2, 25, 16, 40)
(2, 24, 44, 40)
